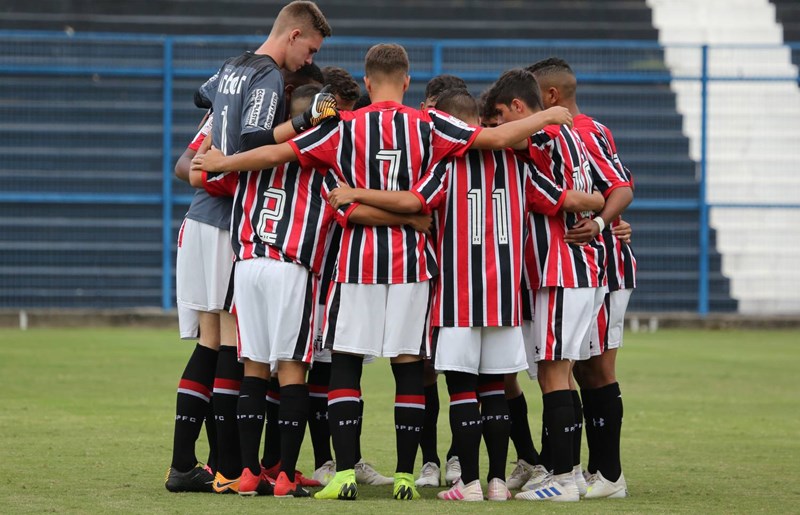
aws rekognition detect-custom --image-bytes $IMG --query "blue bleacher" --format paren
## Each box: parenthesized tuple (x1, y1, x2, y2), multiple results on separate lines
(0, 0, 737, 312)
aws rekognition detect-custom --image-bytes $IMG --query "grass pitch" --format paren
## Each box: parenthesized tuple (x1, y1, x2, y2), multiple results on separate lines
(0, 327, 798, 514)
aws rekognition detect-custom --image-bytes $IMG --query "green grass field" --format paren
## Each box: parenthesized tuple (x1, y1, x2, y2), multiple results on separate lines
(1, 327, 798, 514)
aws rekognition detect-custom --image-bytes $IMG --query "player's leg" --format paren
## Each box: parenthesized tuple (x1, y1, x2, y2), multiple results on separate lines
(504, 372, 540, 489)
(416, 358, 442, 487)
(260, 375, 281, 476)
(433, 327, 483, 501)
(307, 354, 334, 484)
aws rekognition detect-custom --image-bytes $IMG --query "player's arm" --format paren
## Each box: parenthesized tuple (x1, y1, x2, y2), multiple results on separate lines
(613, 218, 632, 244)
(175, 147, 195, 183)
(348, 205, 433, 235)
(561, 190, 605, 213)
(191, 143, 298, 174)
(470, 107, 573, 150)
(328, 184, 423, 214)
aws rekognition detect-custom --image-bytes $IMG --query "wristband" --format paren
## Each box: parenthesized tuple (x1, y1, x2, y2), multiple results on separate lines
(592, 216, 606, 233)
(292, 113, 310, 134)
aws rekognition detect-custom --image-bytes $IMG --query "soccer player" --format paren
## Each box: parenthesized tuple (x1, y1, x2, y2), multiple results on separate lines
(324, 88, 605, 502)
(191, 43, 573, 501)
(420, 74, 468, 109)
(528, 57, 635, 499)
(485, 68, 606, 502)
(321, 66, 361, 111)
(193, 0, 333, 497)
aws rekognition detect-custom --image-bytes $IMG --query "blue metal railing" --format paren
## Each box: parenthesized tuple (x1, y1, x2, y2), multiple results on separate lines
(1, 31, 800, 312)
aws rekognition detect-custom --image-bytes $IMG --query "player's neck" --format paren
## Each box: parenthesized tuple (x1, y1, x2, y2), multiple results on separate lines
(561, 100, 580, 117)
(254, 38, 285, 68)
(367, 86, 405, 105)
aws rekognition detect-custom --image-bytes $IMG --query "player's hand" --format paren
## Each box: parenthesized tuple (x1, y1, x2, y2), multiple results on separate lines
(293, 85, 339, 133)
(407, 213, 433, 236)
(544, 106, 573, 128)
(191, 146, 225, 173)
(564, 217, 601, 245)
(327, 182, 359, 209)
(613, 218, 632, 244)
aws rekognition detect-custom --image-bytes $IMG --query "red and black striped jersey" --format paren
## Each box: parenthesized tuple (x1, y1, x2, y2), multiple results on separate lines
(230, 163, 336, 275)
(523, 124, 606, 289)
(288, 101, 481, 284)
(418, 149, 566, 327)
(573, 114, 636, 291)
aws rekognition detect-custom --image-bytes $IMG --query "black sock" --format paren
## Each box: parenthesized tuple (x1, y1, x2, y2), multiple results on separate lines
(307, 362, 333, 468)
(261, 378, 281, 470)
(594, 382, 623, 482)
(237, 376, 268, 476)
(420, 383, 441, 466)
(213, 346, 243, 479)
(542, 390, 574, 475)
(479, 375, 510, 482)
(581, 387, 600, 474)
(392, 361, 425, 474)
(279, 384, 309, 482)
(444, 371, 480, 484)
(446, 442, 456, 461)
(171, 343, 217, 472)
(355, 393, 364, 463)
(205, 396, 217, 473)
(507, 392, 539, 465)
(328, 353, 363, 471)
(571, 389, 583, 468)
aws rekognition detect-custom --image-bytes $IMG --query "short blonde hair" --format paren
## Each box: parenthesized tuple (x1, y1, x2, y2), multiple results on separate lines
(274, 1, 331, 38)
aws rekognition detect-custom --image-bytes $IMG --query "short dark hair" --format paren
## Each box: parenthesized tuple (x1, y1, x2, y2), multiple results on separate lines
(321, 66, 360, 102)
(285, 62, 324, 87)
(478, 89, 498, 121)
(434, 88, 478, 123)
(293, 83, 322, 102)
(527, 58, 577, 99)
(364, 43, 409, 79)
(424, 74, 467, 102)
(353, 92, 372, 110)
(526, 57, 574, 77)
(274, 1, 332, 38)
(485, 68, 543, 111)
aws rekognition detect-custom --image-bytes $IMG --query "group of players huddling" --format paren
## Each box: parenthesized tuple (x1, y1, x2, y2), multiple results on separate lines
(164, 0, 636, 503)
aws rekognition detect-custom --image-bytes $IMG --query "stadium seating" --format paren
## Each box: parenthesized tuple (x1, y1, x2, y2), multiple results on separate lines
(0, 1, 740, 312)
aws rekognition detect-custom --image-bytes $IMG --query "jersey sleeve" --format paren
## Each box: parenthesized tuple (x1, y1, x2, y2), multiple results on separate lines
(411, 160, 450, 214)
(525, 163, 566, 216)
(195, 69, 221, 109)
(240, 67, 284, 136)
(188, 114, 213, 151)
(580, 124, 632, 197)
(202, 171, 238, 198)
(288, 118, 342, 172)
(320, 170, 360, 227)
(427, 109, 482, 162)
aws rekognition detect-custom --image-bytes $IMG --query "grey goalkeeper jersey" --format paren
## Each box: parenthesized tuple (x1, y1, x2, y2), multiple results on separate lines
(186, 52, 286, 230)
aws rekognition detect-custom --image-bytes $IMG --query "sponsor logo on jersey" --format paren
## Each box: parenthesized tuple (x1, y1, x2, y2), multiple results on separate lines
(246, 88, 265, 128)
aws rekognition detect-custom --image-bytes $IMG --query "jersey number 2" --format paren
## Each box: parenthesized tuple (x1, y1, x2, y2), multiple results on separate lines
(257, 188, 286, 244)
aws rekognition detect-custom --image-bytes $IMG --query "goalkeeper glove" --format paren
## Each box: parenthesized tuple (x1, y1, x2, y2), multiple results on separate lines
(292, 85, 339, 133)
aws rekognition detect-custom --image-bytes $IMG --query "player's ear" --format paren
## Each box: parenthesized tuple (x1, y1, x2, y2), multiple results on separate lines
(547, 86, 559, 105)
(363, 76, 371, 93)
(511, 98, 524, 114)
(402, 75, 410, 92)
(289, 28, 301, 43)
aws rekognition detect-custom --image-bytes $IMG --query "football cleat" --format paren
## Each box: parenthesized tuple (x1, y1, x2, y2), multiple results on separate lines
(274, 471, 311, 498)
(437, 478, 483, 501)
(585, 470, 628, 499)
(238, 467, 274, 496)
(314, 469, 358, 500)
(506, 459, 536, 490)
(354, 459, 393, 485)
(486, 478, 511, 501)
(415, 461, 441, 487)
(164, 463, 214, 493)
(444, 456, 461, 486)
(392, 473, 420, 500)
(312, 460, 336, 486)
(211, 471, 240, 494)
(520, 464, 551, 491)
(574, 464, 588, 496)
(515, 472, 579, 502)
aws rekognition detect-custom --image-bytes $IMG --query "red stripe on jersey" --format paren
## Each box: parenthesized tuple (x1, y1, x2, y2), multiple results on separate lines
(178, 379, 211, 398)
(450, 391, 478, 403)
(187, 115, 212, 152)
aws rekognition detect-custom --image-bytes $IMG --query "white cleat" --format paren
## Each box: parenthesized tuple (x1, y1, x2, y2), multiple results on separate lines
(506, 459, 535, 489)
(486, 478, 511, 501)
(573, 464, 588, 496)
(354, 459, 394, 486)
(585, 470, 628, 499)
(414, 461, 441, 487)
(437, 478, 483, 501)
(312, 460, 336, 486)
(515, 472, 579, 502)
(444, 456, 461, 486)
(520, 464, 550, 491)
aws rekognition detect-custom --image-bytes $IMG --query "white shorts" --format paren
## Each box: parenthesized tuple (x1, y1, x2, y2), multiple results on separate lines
(176, 218, 234, 339)
(589, 289, 633, 356)
(234, 258, 316, 366)
(532, 286, 605, 362)
(522, 320, 537, 379)
(323, 281, 431, 358)
(433, 326, 528, 375)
